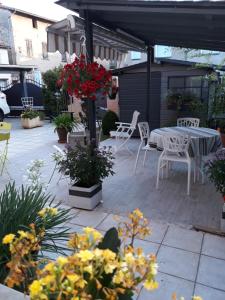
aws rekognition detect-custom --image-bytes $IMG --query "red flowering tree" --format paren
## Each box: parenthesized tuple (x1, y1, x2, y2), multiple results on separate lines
(58, 54, 112, 100)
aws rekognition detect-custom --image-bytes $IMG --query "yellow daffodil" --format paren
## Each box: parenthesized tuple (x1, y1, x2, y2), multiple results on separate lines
(57, 256, 68, 266)
(67, 274, 80, 283)
(2, 234, 15, 244)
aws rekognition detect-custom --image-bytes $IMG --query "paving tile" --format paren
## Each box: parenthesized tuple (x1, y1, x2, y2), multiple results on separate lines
(0, 284, 29, 299)
(197, 255, 225, 291)
(157, 245, 199, 281)
(133, 239, 159, 255)
(194, 284, 225, 300)
(202, 234, 225, 260)
(143, 221, 168, 244)
(97, 213, 128, 231)
(69, 210, 108, 228)
(66, 223, 85, 234)
(138, 272, 194, 300)
(163, 225, 203, 253)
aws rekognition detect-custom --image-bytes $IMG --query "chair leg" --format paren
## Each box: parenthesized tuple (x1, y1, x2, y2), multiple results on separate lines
(156, 159, 162, 189)
(134, 143, 142, 174)
(143, 150, 147, 166)
(187, 162, 191, 196)
(193, 159, 196, 184)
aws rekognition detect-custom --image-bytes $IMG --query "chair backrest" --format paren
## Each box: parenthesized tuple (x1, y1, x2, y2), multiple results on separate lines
(162, 133, 190, 153)
(138, 122, 149, 141)
(130, 110, 140, 128)
(177, 117, 200, 128)
(21, 97, 34, 109)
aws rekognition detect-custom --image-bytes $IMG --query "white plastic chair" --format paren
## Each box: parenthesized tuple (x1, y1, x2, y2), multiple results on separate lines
(156, 133, 192, 195)
(21, 97, 34, 109)
(134, 122, 155, 173)
(110, 110, 140, 153)
(177, 118, 200, 127)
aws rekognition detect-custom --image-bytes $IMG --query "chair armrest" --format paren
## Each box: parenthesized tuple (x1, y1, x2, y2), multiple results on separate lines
(115, 122, 131, 126)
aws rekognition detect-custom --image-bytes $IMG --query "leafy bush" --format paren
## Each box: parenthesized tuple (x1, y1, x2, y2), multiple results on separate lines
(54, 144, 114, 187)
(0, 182, 71, 283)
(53, 113, 77, 132)
(102, 110, 119, 135)
(205, 149, 225, 197)
(42, 67, 66, 117)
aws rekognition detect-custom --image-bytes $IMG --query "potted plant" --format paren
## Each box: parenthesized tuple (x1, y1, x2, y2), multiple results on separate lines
(54, 144, 114, 209)
(21, 109, 44, 129)
(53, 113, 77, 143)
(167, 90, 183, 110)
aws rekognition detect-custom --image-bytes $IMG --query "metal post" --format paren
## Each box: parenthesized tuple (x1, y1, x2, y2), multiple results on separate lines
(84, 10, 96, 147)
(20, 71, 28, 98)
(146, 46, 152, 123)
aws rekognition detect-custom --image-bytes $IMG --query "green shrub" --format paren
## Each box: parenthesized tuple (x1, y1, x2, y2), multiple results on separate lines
(0, 182, 71, 283)
(42, 67, 66, 117)
(102, 110, 119, 135)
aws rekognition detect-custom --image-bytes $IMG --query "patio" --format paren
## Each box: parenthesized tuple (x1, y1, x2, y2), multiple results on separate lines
(4, 118, 222, 229)
(1, 118, 225, 299)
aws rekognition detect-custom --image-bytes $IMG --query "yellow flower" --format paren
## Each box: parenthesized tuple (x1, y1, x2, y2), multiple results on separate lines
(49, 207, 58, 216)
(102, 249, 116, 261)
(67, 274, 80, 283)
(143, 279, 158, 290)
(77, 250, 94, 262)
(113, 270, 124, 284)
(83, 227, 102, 241)
(57, 256, 68, 266)
(18, 230, 28, 238)
(104, 263, 117, 274)
(193, 297, 203, 300)
(133, 208, 143, 218)
(38, 209, 45, 217)
(3, 234, 15, 244)
(29, 280, 43, 296)
(83, 265, 93, 274)
(40, 275, 54, 285)
(44, 262, 55, 272)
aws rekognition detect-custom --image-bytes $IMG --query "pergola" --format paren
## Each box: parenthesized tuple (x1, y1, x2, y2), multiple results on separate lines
(55, 0, 225, 145)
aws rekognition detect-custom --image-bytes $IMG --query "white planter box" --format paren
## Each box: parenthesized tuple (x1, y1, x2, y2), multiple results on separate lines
(68, 183, 102, 210)
(21, 116, 43, 129)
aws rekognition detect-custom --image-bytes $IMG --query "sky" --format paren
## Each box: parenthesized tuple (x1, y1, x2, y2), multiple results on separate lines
(0, 0, 75, 21)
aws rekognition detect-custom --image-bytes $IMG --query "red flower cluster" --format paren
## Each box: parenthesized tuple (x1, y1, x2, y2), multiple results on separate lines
(59, 54, 112, 100)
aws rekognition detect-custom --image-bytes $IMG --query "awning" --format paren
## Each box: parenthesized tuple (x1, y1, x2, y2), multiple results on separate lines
(56, 0, 225, 52)
(47, 15, 146, 62)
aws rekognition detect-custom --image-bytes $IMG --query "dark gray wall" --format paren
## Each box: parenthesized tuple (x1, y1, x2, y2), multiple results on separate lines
(118, 72, 161, 135)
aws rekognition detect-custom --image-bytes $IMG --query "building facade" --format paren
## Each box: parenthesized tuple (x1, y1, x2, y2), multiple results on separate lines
(0, 5, 63, 86)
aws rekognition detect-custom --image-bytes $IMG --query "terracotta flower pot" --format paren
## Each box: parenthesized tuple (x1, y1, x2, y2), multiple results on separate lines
(56, 127, 68, 143)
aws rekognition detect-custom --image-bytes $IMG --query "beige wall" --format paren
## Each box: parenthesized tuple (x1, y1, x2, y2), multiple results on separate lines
(11, 14, 62, 72)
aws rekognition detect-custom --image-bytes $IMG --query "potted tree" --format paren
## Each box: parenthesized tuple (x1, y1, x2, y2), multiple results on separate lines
(21, 109, 44, 129)
(53, 113, 77, 143)
(54, 144, 114, 209)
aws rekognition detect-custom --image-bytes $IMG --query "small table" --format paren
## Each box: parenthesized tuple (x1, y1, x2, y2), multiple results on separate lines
(149, 126, 222, 181)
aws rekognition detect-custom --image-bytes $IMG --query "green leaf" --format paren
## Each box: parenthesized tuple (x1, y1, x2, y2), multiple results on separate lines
(98, 227, 121, 253)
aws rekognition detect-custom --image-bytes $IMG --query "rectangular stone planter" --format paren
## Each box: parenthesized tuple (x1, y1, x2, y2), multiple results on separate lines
(68, 183, 102, 210)
(21, 116, 43, 129)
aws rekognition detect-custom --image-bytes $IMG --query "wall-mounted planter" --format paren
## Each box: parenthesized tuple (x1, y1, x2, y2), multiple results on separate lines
(68, 183, 102, 210)
(21, 116, 43, 129)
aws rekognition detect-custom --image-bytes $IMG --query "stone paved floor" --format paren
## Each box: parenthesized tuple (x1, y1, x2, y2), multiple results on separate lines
(1, 118, 225, 299)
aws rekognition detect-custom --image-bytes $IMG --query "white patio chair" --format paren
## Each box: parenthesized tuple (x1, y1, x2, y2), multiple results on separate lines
(110, 110, 140, 153)
(49, 145, 68, 184)
(156, 133, 192, 195)
(21, 97, 34, 109)
(134, 122, 155, 173)
(177, 117, 200, 127)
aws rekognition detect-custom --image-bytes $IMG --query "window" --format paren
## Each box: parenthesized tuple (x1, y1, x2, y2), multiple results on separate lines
(25, 39, 33, 57)
(131, 51, 141, 60)
(42, 42, 48, 59)
(32, 18, 38, 29)
(168, 75, 209, 101)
